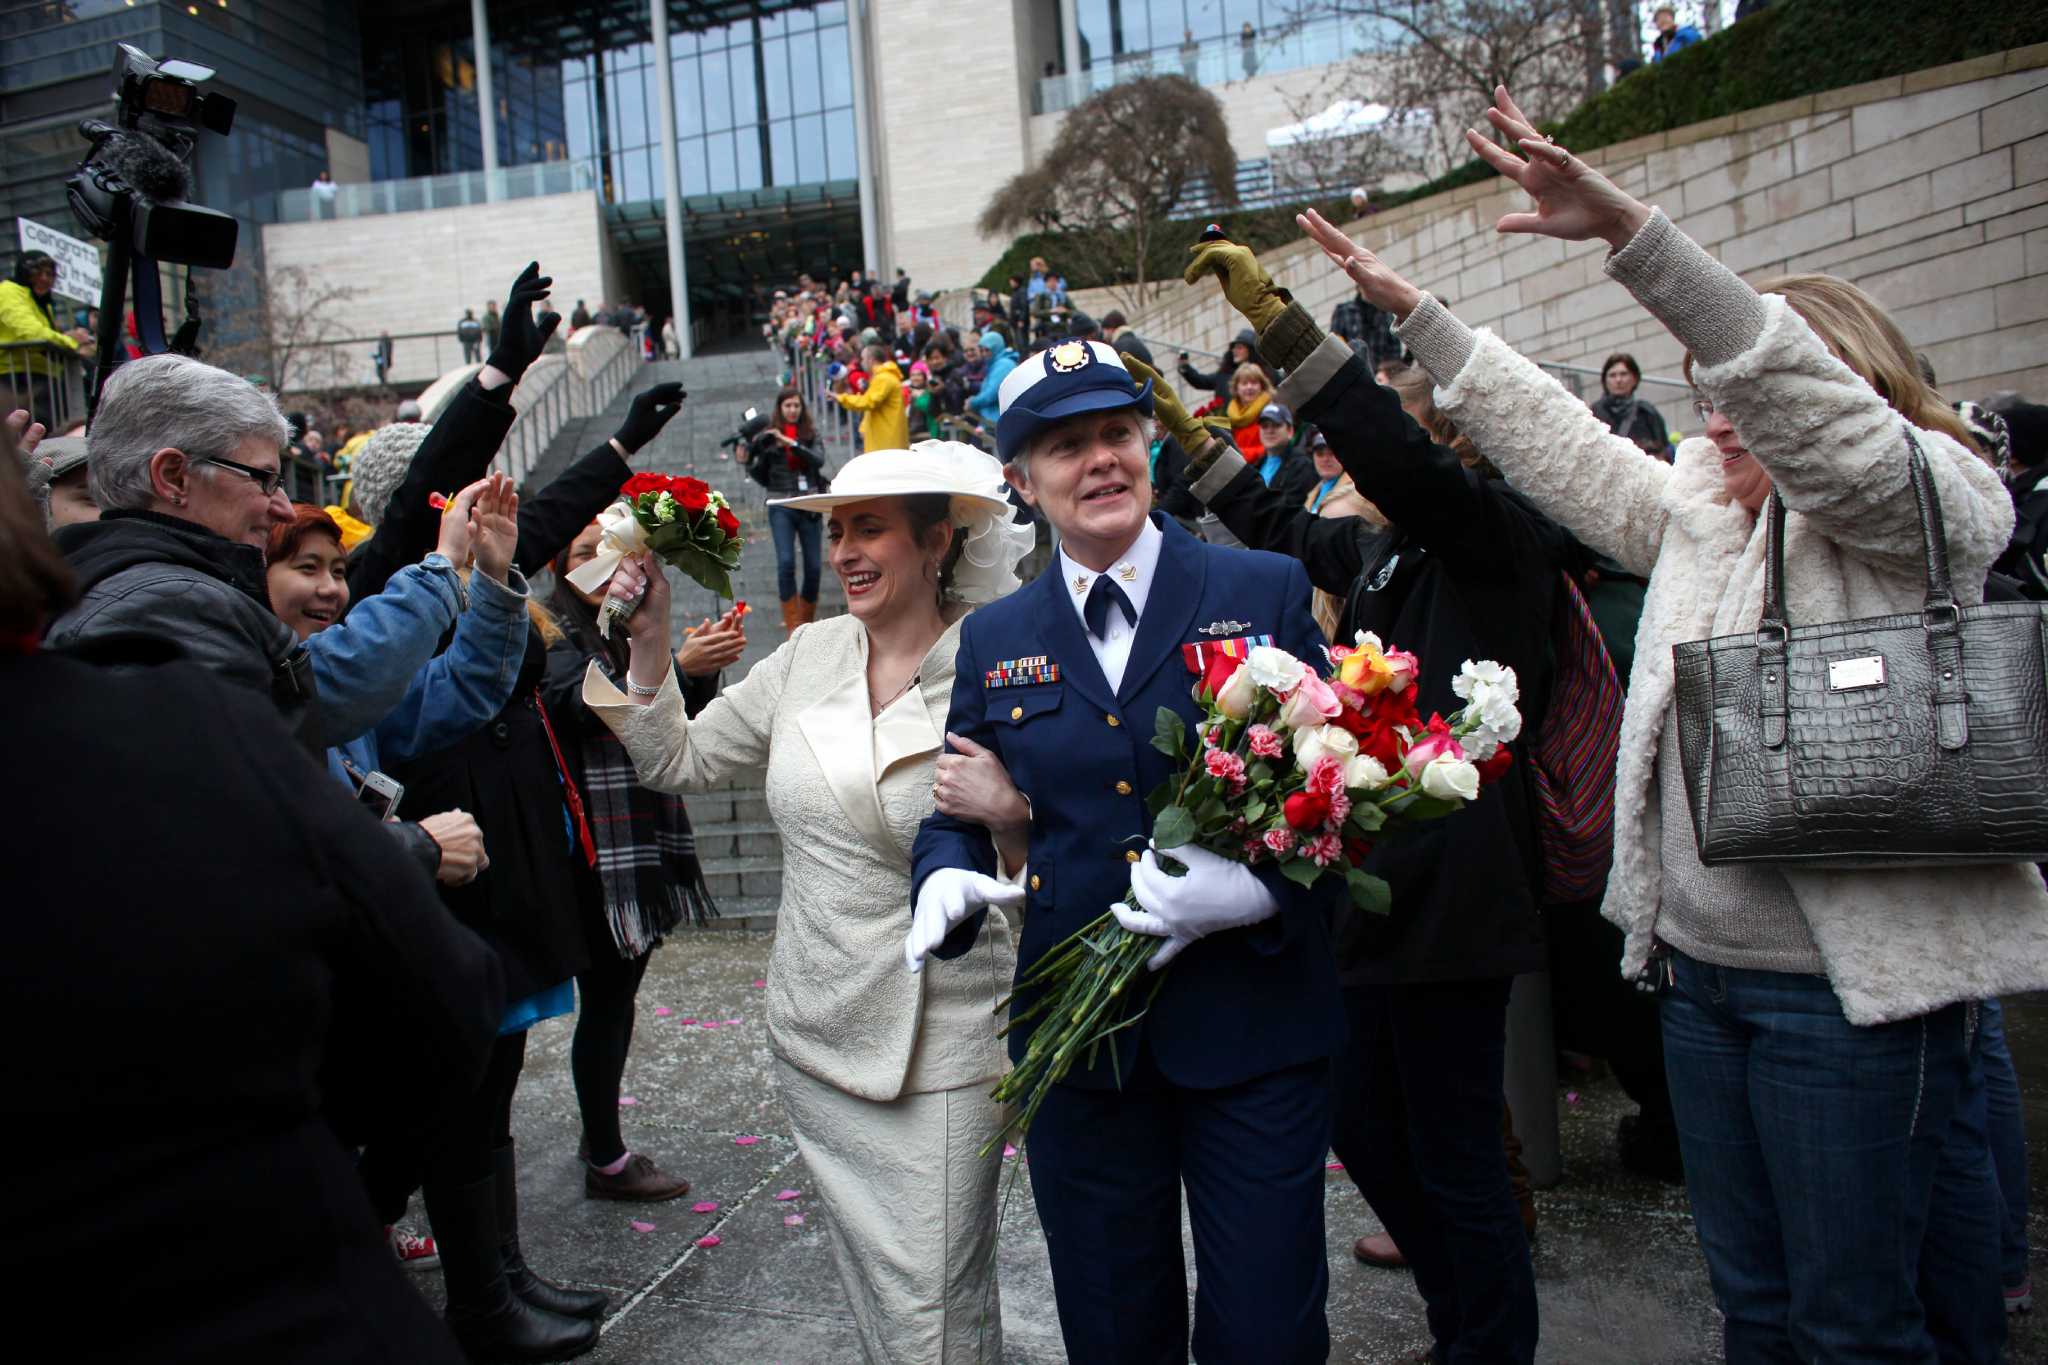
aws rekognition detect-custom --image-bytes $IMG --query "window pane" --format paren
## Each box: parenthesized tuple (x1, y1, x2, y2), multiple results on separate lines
(1077, 0, 1111, 65)
(702, 41, 732, 130)
(564, 80, 592, 159)
(675, 55, 704, 136)
(791, 31, 820, 114)
(763, 37, 791, 118)
(680, 136, 708, 196)
(616, 66, 648, 151)
(767, 117, 793, 187)
(735, 127, 763, 190)
(706, 130, 736, 193)
(825, 109, 856, 181)
(729, 44, 757, 129)
(792, 113, 824, 182)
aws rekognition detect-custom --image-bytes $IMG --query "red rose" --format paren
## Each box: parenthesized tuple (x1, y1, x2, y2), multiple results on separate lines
(1200, 651, 1240, 701)
(673, 477, 711, 513)
(1343, 835, 1374, 867)
(621, 472, 667, 499)
(1351, 688, 1419, 770)
(715, 506, 740, 537)
(1282, 790, 1331, 832)
(1476, 747, 1514, 786)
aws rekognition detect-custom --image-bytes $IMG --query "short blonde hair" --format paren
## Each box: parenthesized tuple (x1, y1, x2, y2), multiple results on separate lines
(1231, 362, 1270, 395)
(1689, 274, 1975, 451)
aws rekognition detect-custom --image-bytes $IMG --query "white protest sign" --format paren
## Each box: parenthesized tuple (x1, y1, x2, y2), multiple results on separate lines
(17, 218, 104, 305)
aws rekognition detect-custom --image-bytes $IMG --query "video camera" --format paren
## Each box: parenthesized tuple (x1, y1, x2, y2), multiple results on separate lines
(67, 44, 241, 417)
(719, 405, 775, 457)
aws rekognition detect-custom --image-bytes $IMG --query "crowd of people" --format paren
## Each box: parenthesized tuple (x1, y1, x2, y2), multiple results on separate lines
(9, 73, 2048, 1365)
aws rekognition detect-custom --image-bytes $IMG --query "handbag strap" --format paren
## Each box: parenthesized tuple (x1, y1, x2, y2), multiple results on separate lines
(1756, 423, 1970, 750)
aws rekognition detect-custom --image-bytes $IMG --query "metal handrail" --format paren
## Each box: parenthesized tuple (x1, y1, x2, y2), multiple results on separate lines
(0, 340, 88, 433)
(496, 327, 639, 484)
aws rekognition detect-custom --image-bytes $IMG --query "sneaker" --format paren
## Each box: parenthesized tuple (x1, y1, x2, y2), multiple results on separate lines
(387, 1224, 440, 1271)
(2006, 1279, 2031, 1315)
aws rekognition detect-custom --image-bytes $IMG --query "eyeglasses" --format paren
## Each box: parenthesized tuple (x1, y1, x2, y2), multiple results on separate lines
(1690, 396, 1716, 425)
(200, 454, 286, 496)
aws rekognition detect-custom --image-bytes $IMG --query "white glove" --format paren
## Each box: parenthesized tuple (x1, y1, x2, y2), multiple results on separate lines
(906, 868, 1026, 973)
(1112, 843, 1281, 971)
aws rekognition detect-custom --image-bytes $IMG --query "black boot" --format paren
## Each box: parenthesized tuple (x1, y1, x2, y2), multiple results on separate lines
(494, 1143, 608, 1321)
(423, 1174, 599, 1363)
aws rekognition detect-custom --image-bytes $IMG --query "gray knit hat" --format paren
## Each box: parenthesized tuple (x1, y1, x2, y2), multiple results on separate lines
(350, 420, 433, 527)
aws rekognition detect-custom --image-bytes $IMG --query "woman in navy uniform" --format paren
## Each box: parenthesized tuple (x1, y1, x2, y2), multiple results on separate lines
(907, 339, 1345, 1364)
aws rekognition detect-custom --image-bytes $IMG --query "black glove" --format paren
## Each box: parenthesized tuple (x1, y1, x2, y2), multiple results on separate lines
(484, 261, 561, 381)
(611, 382, 686, 456)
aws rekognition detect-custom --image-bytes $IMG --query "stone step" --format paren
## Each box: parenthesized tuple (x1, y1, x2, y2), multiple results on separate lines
(692, 821, 782, 860)
(704, 855, 783, 903)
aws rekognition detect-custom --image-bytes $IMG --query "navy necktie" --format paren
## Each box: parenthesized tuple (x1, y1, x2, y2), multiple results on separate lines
(1084, 574, 1137, 640)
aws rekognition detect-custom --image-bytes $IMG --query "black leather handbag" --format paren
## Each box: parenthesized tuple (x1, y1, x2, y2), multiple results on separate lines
(1672, 427, 2048, 867)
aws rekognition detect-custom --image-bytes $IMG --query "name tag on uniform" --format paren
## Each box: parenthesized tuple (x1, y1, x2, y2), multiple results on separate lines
(1181, 634, 1274, 675)
(985, 655, 1060, 689)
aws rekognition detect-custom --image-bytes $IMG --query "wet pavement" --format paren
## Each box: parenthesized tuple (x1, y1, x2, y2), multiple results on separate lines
(406, 927, 2048, 1363)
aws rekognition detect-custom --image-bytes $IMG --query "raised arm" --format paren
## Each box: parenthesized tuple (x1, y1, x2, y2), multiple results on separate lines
(514, 383, 685, 574)
(579, 554, 784, 794)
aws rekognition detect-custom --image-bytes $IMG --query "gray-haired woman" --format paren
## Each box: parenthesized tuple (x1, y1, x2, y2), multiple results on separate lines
(1295, 85, 2048, 1361)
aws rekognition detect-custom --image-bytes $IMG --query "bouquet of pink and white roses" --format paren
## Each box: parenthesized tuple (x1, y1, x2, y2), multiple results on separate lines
(986, 634, 1521, 1152)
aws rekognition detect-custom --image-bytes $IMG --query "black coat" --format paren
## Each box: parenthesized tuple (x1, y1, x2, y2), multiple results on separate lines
(1200, 341, 1567, 985)
(391, 438, 635, 1000)
(1590, 391, 1671, 460)
(347, 378, 520, 607)
(1110, 330, 1157, 372)
(3, 645, 499, 1363)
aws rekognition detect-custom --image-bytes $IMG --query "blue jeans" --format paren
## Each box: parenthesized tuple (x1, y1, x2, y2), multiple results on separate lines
(1921, 1005, 2006, 1363)
(768, 505, 820, 602)
(1978, 999, 2030, 1291)
(1332, 978, 1537, 1364)
(1662, 952, 1971, 1363)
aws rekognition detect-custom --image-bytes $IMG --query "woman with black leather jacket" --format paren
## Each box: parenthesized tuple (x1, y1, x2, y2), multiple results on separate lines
(359, 356, 688, 1363)
(746, 385, 829, 632)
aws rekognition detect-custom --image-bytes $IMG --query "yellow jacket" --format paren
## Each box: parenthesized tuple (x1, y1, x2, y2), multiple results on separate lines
(0, 280, 81, 378)
(835, 361, 908, 452)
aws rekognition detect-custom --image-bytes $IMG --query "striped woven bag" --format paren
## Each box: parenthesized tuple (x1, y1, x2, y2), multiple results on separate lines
(1531, 573, 1625, 903)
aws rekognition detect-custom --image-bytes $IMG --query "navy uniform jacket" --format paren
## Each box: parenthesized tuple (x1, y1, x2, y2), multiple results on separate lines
(911, 513, 1345, 1090)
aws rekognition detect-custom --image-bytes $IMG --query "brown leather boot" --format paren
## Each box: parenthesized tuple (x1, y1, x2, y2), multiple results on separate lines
(779, 596, 800, 633)
(795, 595, 817, 625)
(1503, 1102, 1537, 1240)
(1353, 1231, 1407, 1268)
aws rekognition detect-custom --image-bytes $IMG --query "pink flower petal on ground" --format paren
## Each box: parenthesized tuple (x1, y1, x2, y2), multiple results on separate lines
(723, 1018, 743, 1026)
(676, 1016, 698, 1026)
(1325, 1159, 1346, 1171)
(1002, 1144, 1018, 1159)
(783, 1213, 805, 1226)
(1566, 1091, 1581, 1105)
(691, 1201, 719, 1214)
(695, 1234, 721, 1248)
(630, 1220, 656, 1233)
(751, 979, 767, 988)
(775, 1189, 801, 1201)
(653, 1006, 672, 1017)
(700, 1021, 721, 1029)
(618, 1096, 638, 1107)
(733, 1135, 761, 1146)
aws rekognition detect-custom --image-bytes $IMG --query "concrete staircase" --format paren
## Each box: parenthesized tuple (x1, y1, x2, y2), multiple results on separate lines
(530, 342, 847, 927)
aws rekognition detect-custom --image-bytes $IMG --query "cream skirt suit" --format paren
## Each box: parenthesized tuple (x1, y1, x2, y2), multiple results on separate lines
(586, 612, 1015, 1364)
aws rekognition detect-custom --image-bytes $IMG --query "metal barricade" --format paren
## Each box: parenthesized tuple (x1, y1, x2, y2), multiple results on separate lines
(0, 341, 87, 433)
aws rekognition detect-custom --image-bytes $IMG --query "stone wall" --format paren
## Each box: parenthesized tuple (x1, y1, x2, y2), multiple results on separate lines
(260, 189, 621, 387)
(1111, 46, 2048, 405)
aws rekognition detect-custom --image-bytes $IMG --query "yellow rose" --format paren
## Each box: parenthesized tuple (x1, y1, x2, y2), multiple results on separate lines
(1339, 641, 1395, 695)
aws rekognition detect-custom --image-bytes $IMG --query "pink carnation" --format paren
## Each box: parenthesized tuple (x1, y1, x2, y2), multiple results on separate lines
(1241, 836, 1267, 863)
(1308, 755, 1347, 798)
(1246, 724, 1284, 759)
(1325, 791, 1352, 830)
(1263, 828, 1297, 855)
(1204, 748, 1248, 794)
(1305, 832, 1344, 867)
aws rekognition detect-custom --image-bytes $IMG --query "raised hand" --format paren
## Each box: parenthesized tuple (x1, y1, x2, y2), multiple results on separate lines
(1122, 355, 1231, 453)
(435, 476, 490, 567)
(610, 382, 687, 457)
(483, 261, 562, 381)
(1182, 238, 1290, 333)
(470, 472, 520, 584)
(4, 408, 47, 460)
(1465, 85, 1651, 249)
(1296, 209, 1423, 321)
(675, 607, 746, 677)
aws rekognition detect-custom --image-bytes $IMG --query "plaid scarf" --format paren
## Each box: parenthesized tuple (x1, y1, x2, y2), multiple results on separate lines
(550, 584, 718, 956)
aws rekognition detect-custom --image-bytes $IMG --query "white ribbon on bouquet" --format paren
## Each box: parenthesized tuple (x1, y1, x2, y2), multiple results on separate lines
(564, 498, 651, 637)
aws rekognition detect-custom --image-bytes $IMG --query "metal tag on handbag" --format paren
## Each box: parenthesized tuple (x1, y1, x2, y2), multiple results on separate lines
(1671, 426, 2048, 868)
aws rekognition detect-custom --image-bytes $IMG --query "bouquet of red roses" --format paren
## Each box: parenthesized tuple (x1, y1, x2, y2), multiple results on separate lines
(567, 472, 744, 633)
(985, 634, 1520, 1152)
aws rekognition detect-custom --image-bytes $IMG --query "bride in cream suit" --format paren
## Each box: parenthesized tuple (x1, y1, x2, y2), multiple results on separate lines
(586, 442, 1036, 1363)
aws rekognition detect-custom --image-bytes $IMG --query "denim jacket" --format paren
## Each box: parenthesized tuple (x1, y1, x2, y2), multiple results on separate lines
(323, 563, 532, 793)
(304, 554, 465, 747)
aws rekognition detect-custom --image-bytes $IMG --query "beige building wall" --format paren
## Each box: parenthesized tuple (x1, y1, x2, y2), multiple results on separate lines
(1027, 62, 1356, 172)
(260, 189, 621, 387)
(1115, 48, 2048, 406)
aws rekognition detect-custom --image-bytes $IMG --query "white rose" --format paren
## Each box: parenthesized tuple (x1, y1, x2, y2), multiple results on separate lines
(1293, 723, 1359, 772)
(1213, 663, 1259, 720)
(1246, 644, 1304, 692)
(1344, 753, 1392, 790)
(1420, 756, 1481, 802)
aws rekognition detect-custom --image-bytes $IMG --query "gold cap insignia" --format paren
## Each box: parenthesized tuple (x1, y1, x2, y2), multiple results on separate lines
(1048, 340, 1092, 374)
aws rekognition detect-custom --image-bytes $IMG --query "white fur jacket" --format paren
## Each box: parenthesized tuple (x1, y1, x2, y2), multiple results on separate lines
(1395, 209, 2048, 1025)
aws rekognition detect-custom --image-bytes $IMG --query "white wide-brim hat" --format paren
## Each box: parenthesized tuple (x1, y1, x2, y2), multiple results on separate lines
(770, 440, 1034, 605)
